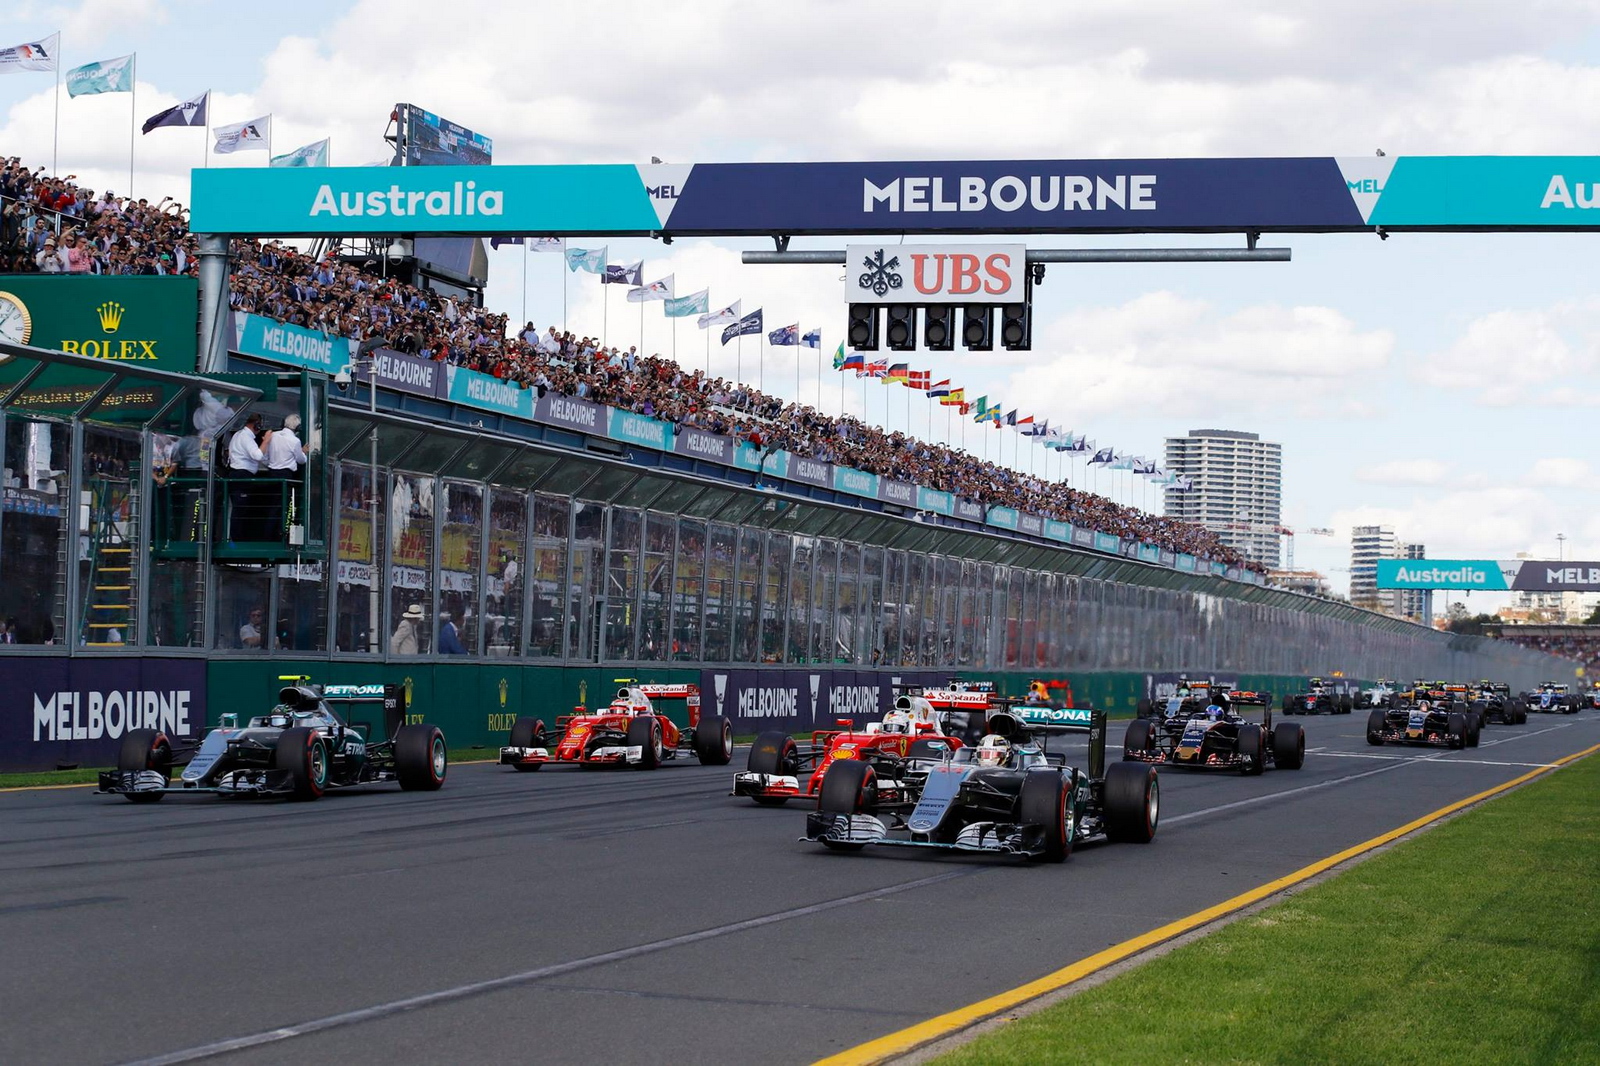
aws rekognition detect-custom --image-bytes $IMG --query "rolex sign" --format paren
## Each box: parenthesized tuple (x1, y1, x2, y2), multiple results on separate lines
(0, 276, 198, 372)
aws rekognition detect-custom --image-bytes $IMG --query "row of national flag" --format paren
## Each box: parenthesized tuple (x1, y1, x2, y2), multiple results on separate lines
(554, 245, 823, 348)
(2, 33, 329, 166)
(828, 346, 1192, 489)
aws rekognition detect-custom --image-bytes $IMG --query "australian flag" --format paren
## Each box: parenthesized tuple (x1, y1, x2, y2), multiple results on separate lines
(768, 323, 799, 346)
(722, 307, 763, 346)
(603, 260, 643, 285)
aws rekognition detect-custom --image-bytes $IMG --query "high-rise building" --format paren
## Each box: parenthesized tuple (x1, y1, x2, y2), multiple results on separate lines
(1163, 430, 1283, 568)
(1397, 542, 1428, 622)
(1350, 525, 1398, 611)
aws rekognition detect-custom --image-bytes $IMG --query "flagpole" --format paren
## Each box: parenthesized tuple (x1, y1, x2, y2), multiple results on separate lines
(639, 296, 644, 355)
(737, 333, 742, 386)
(602, 283, 608, 347)
(814, 339, 820, 410)
(52, 34, 61, 177)
(202, 91, 210, 170)
(128, 53, 136, 198)
(704, 326, 709, 377)
(520, 243, 527, 327)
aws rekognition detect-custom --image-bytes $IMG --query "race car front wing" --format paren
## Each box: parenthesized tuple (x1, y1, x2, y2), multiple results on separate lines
(97, 768, 299, 797)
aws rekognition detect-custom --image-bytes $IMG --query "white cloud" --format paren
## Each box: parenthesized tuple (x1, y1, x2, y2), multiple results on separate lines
(996, 292, 1393, 419)
(1528, 457, 1592, 488)
(1355, 459, 1451, 486)
(1416, 302, 1600, 406)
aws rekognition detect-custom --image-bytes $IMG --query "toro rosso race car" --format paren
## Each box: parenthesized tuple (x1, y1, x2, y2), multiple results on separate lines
(1522, 682, 1579, 714)
(1282, 678, 1353, 715)
(803, 707, 1158, 862)
(733, 681, 993, 806)
(1123, 690, 1305, 774)
(97, 677, 447, 801)
(1366, 699, 1479, 748)
(500, 680, 733, 770)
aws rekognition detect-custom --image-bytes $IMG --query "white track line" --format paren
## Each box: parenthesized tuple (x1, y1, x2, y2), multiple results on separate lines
(118, 868, 982, 1066)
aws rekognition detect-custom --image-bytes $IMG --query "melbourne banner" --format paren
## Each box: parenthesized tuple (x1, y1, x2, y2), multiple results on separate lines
(1, 276, 198, 371)
(190, 157, 1600, 237)
(0, 657, 205, 772)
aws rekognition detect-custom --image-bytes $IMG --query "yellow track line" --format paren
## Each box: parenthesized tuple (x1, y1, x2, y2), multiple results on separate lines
(817, 739, 1600, 1066)
(0, 780, 98, 792)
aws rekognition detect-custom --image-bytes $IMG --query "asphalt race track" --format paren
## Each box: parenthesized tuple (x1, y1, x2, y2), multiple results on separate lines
(4, 712, 1598, 1066)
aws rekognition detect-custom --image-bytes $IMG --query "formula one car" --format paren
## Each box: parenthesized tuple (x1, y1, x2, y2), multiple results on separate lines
(1466, 681, 1526, 726)
(733, 681, 991, 806)
(1135, 676, 1232, 720)
(499, 680, 733, 770)
(1123, 690, 1305, 774)
(1282, 678, 1353, 715)
(1522, 682, 1580, 714)
(1357, 680, 1398, 709)
(1366, 699, 1478, 748)
(97, 677, 447, 802)
(1587, 682, 1600, 711)
(803, 707, 1158, 862)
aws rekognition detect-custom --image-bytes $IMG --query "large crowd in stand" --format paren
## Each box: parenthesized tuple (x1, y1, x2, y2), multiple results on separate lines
(1, 155, 1260, 571)
(1488, 629, 1600, 676)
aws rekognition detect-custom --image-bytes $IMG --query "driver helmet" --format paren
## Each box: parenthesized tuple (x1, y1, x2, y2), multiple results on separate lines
(976, 734, 1010, 768)
(880, 710, 912, 735)
(1416, 699, 1431, 712)
(1206, 703, 1225, 720)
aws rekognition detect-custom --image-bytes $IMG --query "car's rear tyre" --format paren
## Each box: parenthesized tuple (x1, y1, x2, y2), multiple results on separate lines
(1338, 696, 1353, 715)
(117, 728, 171, 803)
(1447, 712, 1468, 750)
(1467, 715, 1481, 748)
(1122, 719, 1156, 760)
(746, 730, 796, 805)
(395, 724, 448, 790)
(1135, 698, 1154, 720)
(1281, 694, 1294, 714)
(508, 717, 546, 771)
(1103, 762, 1158, 843)
(1019, 770, 1072, 863)
(817, 760, 874, 851)
(627, 716, 662, 770)
(693, 715, 733, 766)
(1272, 721, 1305, 770)
(276, 726, 329, 800)
(1237, 724, 1265, 775)
(1366, 709, 1387, 746)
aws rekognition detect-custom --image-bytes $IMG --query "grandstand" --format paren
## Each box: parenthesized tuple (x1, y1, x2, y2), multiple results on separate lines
(1, 154, 1256, 569)
(1484, 624, 1600, 676)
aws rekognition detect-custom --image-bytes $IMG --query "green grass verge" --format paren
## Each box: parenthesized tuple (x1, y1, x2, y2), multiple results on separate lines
(939, 750, 1600, 1066)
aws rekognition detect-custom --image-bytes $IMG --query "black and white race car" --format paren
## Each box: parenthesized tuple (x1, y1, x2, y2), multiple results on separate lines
(1467, 681, 1526, 726)
(98, 677, 447, 801)
(1282, 678, 1353, 715)
(804, 707, 1158, 862)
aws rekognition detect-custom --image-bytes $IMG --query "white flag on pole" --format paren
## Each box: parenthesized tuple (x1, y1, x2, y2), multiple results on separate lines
(214, 115, 271, 154)
(0, 34, 59, 74)
(627, 274, 674, 303)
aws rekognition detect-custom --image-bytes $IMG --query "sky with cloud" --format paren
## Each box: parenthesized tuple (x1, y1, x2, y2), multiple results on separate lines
(3, 0, 1598, 602)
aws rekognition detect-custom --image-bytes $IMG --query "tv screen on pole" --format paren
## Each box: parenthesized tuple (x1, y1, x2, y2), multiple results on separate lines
(398, 103, 492, 167)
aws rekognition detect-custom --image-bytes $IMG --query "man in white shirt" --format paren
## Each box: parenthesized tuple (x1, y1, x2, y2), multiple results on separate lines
(227, 414, 271, 541)
(265, 413, 307, 477)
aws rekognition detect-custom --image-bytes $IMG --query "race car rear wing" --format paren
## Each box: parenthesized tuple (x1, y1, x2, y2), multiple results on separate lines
(1224, 690, 1272, 707)
(277, 676, 407, 738)
(988, 707, 1108, 781)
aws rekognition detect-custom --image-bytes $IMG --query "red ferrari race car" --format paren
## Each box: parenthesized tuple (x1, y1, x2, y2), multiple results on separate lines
(499, 680, 733, 771)
(731, 681, 997, 806)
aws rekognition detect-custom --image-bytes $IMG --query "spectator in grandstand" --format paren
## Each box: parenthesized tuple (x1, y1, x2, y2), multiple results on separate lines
(438, 610, 466, 655)
(239, 606, 264, 649)
(391, 603, 425, 655)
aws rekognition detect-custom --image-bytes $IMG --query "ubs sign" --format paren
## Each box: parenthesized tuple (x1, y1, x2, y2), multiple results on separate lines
(844, 244, 1026, 304)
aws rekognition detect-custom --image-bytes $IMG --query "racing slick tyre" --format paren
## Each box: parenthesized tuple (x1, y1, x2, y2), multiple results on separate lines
(1271, 721, 1306, 770)
(1122, 719, 1157, 760)
(1103, 762, 1159, 844)
(1338, 696, 1353, 715)
(117, 728, 171, 803)
(693, 715, 734, 766)
(1135, 698, 1154, 720)
(746, 731, 798, 806)
(817, 760, 875, 851)
(1237, 724, 1266, 775)
(1447, 712, 1468, 750)
(395, 724, 448, 790)
(1366, 709, 1387, 746)
(507, 717, 546, 771)
(1019, 770, 1072, 863)
(1282, 694, 1296, 715)
(627, 716, 663, 770)
(1467, 716, 1482, 748)
(276, 727, 329, 800)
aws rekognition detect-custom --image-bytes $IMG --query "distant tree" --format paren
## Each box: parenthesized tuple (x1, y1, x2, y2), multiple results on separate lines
(1446, 612, 1499, 636)
(1584, 604, 1600, 626)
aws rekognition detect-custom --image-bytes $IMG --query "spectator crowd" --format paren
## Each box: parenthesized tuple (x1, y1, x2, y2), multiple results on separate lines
(2, 154, 1258, 570)
(1488, 628, 1600, 677)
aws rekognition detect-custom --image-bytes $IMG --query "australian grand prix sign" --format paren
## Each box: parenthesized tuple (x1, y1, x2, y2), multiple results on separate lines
(189, 156, 1600, 238)
(845, 244, 1025, 303)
